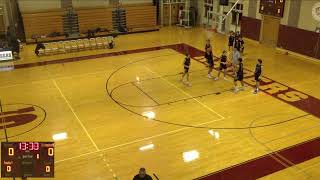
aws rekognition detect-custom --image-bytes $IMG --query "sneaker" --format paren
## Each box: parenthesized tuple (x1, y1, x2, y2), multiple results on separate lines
(253, 90, 257, 94)
(185, 81, 192, 86)
(208, 74, 212, 79)
(234, 88, 239, 93)
(214, 77, 219, 81)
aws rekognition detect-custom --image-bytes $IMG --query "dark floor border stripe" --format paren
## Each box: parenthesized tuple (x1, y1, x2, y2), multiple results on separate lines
(195, 136, 320, 180)
(13, 46, 170, 69)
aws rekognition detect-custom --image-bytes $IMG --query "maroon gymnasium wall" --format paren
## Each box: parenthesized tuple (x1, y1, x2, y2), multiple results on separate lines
(241, 16, 320, 60)
(240, 16, 261, 41)
(277, 24, 320, 59)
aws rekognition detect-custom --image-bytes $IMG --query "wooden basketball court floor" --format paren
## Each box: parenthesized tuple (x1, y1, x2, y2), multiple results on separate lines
(1, 27, 320, 180)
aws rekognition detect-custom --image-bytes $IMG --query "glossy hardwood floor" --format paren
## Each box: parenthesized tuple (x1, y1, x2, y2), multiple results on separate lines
(0, 27, 319, 180)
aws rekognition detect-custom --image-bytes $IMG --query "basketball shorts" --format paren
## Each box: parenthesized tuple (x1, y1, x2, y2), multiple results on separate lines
(255, 73, 261, 81)
(220, 63, 227, 70)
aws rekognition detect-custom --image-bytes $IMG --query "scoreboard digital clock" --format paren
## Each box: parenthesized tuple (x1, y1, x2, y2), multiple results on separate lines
(1, 142, 54, 178)
(259, 0, 286, 18)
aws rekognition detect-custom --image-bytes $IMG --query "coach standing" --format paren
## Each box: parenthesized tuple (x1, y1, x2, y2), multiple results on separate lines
(133, 168, 153, 180)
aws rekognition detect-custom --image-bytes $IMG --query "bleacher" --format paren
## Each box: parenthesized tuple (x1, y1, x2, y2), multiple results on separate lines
(21, 4, 159, 44)
(22, 9, 65, 43)
(76, 7, 113, 35)
(126, 5, 157, 32)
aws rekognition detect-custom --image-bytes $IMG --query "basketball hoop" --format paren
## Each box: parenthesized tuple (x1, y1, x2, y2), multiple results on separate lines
(210, 16, 217, 32)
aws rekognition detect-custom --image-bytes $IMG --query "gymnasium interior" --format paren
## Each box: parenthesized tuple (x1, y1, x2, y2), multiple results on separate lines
(0, 0, 320, 179)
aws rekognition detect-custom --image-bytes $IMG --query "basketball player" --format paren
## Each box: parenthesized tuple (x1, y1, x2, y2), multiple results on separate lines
(205, 39, 212, 53)
(181, 53, 191, 86)
(233, 37, 240, 51)
(254, 59, 263, 94)
(234, 36, 244, 54)
(239, 37, 244, 53)
(215, 50, 228, 80)
(234, 58, 245, 93)
(235, 31, 240, 40)
(228, 31, 235, 51)
(205, 49, 214, 78)
(232, 47, 241, 74)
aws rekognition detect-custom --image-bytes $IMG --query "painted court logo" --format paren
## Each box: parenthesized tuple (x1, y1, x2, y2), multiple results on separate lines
(312, 2, 320, 22)
(0, 104, 46, 139)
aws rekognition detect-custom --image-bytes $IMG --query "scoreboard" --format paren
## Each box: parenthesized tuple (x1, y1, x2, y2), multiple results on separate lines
(259, 0, 286, 18)
(1, 142, 54, 178)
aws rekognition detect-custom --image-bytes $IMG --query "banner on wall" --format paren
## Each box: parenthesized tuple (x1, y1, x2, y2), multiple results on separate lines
(0, 51, 13, 61)
(312, 2, 320, 21)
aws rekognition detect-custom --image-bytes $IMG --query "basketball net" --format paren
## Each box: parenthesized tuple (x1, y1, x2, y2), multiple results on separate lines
(206, 14, 222, 39)
(209, 16, 217, 32)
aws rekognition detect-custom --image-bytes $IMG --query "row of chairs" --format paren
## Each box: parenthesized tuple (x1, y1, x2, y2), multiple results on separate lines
(38, 37, 113, 56)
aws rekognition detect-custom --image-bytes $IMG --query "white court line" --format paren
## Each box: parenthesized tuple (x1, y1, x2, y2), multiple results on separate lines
(56, 116, 224, 164)
(144, 66, 225, 120)
(52, 79, 99, 151)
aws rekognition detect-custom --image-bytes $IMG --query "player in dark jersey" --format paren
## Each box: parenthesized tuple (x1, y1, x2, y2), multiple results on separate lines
(205, 49, 214, 79)
(181, 53, 191, 86)
(234, 38, 241, 51)
(234, 58, 245, 93)
(228, 31, 235, 51)
(238, 37, 244, 53)
(215, 50, 228, 80)
(235, 31, 240, 40)
(205, 39, 212, 53)
(253, 59, 263, 94)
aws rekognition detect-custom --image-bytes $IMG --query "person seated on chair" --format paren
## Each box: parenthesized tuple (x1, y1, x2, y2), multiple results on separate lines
(133, 168, 152, 180)
(107, 36, 115, 49)
(10, 36, 20, 59)
(87, 29, 95, 39)
(34, 39, 45, 56)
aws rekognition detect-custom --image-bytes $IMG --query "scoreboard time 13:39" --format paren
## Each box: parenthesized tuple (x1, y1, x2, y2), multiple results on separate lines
(1, 142, 54, 178)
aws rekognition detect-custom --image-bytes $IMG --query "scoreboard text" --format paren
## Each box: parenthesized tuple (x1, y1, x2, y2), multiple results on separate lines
(259, 0, 286, 18)
(1, 142, 54, 178)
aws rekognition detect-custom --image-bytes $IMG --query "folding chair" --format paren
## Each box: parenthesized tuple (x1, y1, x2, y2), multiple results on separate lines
(71, 40, 78, 51)
(64, 41, 72, 52)
(89, 38, 97, 49)
(102, 37, 109, 48)
(51, 42, 59, 54)
(83, 39, 91, 49)
(57, 41, 66, 54)
(77, 39, 85, 51)
(95, 37, 103, 49)
(44, 43, 52, 55)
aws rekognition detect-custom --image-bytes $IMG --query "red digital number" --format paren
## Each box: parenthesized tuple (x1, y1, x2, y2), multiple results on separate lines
(19, 142, 40, 151)
(25, 142, 40, 151)
(34, 142, 39, 150)
(19, 142, 27, 151)
(28, 142, 33, 150)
